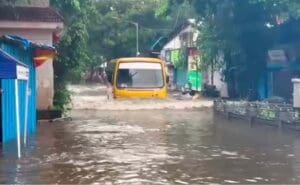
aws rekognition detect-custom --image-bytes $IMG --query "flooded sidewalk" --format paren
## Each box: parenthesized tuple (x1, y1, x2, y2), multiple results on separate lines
(69, 84, 213, 110)
(1, 109, 300, 184)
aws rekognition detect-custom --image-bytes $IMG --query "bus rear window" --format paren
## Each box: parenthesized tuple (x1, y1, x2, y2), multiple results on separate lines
(117, 62, 164, 89)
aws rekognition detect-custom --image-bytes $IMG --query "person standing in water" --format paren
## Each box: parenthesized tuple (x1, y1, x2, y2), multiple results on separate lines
(99, 69, 113, 100)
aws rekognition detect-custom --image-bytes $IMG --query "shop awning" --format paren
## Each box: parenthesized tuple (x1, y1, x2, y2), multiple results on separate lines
(0, 49, 28, 80)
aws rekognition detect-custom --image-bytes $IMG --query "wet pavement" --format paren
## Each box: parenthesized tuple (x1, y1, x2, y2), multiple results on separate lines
(1, 109, 300, 184)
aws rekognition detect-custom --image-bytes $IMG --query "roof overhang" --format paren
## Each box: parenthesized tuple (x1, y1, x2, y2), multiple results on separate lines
(0, 35, 56, 68)
(0, 20, 63, 30)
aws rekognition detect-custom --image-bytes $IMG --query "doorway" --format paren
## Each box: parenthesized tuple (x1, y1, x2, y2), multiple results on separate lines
(273, 70, 293, 102)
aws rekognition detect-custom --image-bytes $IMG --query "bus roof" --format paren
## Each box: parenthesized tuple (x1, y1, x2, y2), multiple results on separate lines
(117, 57, 164, 63)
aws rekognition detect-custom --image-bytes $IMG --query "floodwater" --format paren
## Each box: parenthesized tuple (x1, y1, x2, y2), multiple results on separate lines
(1, 109, 300, 184)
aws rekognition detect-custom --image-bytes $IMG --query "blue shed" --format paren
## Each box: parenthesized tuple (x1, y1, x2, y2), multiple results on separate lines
(0, 36, 37, 146)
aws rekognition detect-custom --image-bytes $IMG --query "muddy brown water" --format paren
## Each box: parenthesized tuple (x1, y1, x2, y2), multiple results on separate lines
(1, 109, 300, 184)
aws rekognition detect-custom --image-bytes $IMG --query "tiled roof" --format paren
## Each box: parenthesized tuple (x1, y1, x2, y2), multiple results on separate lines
(0, 6, 63, 23)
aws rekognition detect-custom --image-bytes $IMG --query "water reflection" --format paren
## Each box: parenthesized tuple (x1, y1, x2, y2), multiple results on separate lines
(0, 109, 300, 184)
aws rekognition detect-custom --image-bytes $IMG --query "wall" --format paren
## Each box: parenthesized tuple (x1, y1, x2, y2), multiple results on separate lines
(15, 0, 49, 7)
(203, 70, 223, 91)
(0, 43, 37, 143)
(160, 26, 192, 60)
(0, 29, 54, 110)
(162, 25, 194, 51)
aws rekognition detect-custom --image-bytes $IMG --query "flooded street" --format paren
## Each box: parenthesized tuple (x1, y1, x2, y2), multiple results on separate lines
(2, 109, 300, 184)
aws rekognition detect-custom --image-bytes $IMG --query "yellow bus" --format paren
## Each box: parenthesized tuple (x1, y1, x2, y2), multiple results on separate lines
(112, 57, 168, 99)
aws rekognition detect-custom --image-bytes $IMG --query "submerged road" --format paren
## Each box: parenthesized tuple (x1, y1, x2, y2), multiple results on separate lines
(1, 109, 300, 184)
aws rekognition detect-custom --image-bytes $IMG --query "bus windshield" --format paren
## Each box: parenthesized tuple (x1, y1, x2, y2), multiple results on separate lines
(117, 62, 164, 89)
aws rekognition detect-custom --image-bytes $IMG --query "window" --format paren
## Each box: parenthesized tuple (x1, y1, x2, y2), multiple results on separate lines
(117, 62, 164, 89)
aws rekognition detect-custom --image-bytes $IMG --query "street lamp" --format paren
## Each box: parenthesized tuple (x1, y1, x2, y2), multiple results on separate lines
(129, 21, 140, 57)
(111, 17, 140, 56)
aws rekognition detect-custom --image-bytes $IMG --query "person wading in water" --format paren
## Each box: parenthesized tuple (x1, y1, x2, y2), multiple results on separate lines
(98, 69, 113, 100)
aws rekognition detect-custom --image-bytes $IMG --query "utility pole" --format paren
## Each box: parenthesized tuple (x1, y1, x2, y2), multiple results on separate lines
(111, 17, 140, 56)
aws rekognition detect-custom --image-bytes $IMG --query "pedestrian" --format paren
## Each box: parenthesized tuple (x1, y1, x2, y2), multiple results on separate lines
(101, 70, 113, 100)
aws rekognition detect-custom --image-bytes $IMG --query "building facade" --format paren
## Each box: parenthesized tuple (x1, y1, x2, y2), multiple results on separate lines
(158, 20, 223, 93)
(0, 0, 63, 110)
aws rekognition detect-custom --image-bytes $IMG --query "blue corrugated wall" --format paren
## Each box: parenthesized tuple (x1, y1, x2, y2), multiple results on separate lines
(175, 66, 188, 88)
(0, 43, 37, 143)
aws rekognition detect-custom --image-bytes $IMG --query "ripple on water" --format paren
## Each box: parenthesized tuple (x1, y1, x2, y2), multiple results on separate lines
(221, 151, 238, 156)
(245, 179, 258, 183)
(174, 179, 189, 185)
(224, 180, 240, 184)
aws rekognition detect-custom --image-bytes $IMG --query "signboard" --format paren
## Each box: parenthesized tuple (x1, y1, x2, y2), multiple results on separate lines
(16, 65, 29, 80)
(268, 50, 287, 63)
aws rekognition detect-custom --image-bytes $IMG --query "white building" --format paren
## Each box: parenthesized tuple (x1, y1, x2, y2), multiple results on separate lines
(159, 19, 223, 92)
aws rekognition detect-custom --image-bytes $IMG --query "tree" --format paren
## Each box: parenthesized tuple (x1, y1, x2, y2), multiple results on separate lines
(50, 0, 95, 111)
(88, 0, 174, 63)
(164, 0, 300, 98)
(50, 0, 177, 111)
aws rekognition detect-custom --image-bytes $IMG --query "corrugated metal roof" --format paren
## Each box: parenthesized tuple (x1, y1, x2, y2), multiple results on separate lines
(0, 35, 56, 52)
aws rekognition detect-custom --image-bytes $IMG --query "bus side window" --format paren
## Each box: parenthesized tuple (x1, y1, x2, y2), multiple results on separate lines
(118, 69, 132, 86)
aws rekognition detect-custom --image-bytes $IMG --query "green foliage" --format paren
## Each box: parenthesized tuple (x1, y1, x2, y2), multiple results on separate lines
(156, 0, 171, 17)
(170, 49, 187, 68)
(53, 82, 71, 113)
(166, 0, 300, 98)
(51, 0, 93, 112)
(49, 0, 179, 111)
(88, 0, 173, 63)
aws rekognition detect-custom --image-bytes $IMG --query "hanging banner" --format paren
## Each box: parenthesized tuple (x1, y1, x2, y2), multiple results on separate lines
(268, 49, 287, 64)
(34, 49, 56, 67)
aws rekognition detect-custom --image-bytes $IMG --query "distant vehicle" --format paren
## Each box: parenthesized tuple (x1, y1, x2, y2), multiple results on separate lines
(111, 57, 168, 99)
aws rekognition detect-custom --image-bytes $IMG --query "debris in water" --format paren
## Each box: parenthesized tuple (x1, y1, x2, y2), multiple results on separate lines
(221, 151, 238, 156)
